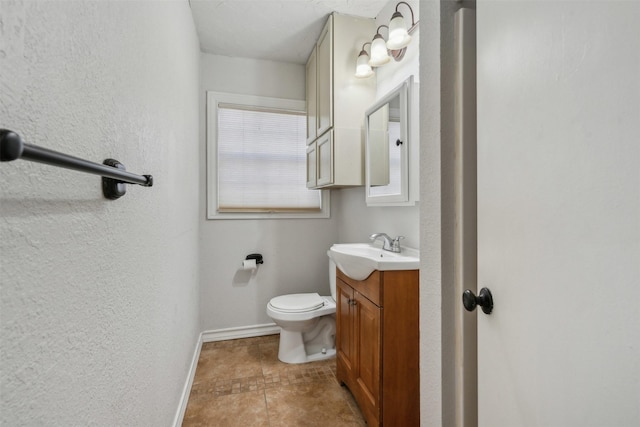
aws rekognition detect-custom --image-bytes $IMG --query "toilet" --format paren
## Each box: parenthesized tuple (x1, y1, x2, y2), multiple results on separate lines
(266, 260, 337, 364)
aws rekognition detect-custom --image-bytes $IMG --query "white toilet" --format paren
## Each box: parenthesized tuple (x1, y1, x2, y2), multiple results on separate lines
(266, 261, 337, 364)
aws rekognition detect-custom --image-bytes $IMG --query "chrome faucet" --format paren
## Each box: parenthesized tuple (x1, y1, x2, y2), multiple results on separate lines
(369, 233, 405, 253)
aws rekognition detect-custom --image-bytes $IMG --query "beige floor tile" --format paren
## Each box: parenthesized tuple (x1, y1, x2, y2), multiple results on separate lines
(258, 341, 290, 376)
(202, 335, 278, 351)
(259, 340, 336, 378)
(189, 375, 266, 400)
(184, 335, 363, 426)
(194, 344, 263, 383)
(265, 379, 366, 427)
(183, 390, 269, 427)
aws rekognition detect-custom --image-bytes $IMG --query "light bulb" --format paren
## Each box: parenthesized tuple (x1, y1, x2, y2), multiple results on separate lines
(369, 34, 390, 67)
(387, 12, 412, 50)
(355, 51, 374, 78)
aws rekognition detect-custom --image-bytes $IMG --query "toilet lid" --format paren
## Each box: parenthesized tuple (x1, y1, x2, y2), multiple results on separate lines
(269, 293, 325, 313)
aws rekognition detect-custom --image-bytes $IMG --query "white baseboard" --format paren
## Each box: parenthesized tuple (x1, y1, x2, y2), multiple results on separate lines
(173, 333, 203, 427)
(173, 323, 281, 426)
(201, 323, 281, 343)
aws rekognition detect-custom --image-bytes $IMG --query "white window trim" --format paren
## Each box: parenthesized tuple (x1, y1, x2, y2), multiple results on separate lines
(207, 91, 330, 220)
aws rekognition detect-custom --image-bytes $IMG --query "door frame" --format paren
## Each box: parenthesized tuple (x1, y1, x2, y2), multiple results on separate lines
(418, 2, 478, 427)
(453, 7, 478, 427)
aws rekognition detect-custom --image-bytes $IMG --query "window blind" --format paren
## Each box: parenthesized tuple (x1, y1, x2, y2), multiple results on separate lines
(217, 104, 322, 212)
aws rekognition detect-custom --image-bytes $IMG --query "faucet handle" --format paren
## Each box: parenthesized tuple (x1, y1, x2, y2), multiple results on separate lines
(391, 236, 405, 252)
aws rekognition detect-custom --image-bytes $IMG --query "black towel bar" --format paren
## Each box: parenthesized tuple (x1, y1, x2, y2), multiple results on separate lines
(0, 129, 153, 200)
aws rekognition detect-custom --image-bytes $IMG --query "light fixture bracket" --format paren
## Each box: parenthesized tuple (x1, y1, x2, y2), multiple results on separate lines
(390, 48, 407, 62)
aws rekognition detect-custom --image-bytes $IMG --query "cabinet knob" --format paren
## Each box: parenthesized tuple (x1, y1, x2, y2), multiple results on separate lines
(347, 298, 357, 306)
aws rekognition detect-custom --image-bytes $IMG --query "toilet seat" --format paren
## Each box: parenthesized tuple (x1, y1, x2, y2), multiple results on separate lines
(269, 293, 325, 313)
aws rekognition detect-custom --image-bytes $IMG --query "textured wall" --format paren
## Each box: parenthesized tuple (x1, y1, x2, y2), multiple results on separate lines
(418, 0, 445, 425)
(334, 0, 420, 251)
(335, 187, 420, 248)
(199, 53, 339, 332)
(0, 1, 201, 425)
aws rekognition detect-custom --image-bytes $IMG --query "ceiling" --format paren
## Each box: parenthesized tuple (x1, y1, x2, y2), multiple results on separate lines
(189, 0, 390, 64)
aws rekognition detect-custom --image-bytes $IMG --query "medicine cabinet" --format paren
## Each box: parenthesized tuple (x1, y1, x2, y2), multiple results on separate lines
(364, 76, 418, 206)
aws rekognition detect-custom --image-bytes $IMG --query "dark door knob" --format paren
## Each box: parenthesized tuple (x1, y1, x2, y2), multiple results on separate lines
(463, 288, 493, 314)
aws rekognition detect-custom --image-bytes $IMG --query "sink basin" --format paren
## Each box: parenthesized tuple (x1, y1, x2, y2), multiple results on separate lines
(327, 243, 419, 281)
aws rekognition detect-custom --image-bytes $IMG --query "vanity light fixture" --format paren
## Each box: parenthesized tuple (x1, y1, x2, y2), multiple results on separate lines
(387, 1, 418, 51)
(369, 25, 391, 67)
(355, 42, 374, 78)
(354, 1, 420, 76)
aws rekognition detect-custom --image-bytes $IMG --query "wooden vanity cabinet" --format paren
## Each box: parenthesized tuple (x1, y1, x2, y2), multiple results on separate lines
(336, 268, 419, 426)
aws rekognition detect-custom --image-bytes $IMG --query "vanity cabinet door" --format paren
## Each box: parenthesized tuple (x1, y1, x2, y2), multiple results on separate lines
(354, 291, 382, 423)
(336, 280, 355, 381)
(336, 271, 382, 426)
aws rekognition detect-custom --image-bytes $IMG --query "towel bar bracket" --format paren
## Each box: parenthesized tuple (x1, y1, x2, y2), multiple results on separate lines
(102, 159, 127, 200)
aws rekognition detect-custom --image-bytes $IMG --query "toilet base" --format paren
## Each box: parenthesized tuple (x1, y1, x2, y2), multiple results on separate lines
(306, 347, 336, 362)
(277, 316, 336, 364)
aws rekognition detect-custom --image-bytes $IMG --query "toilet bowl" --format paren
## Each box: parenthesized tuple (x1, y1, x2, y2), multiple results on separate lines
(266, 261, 337, 364)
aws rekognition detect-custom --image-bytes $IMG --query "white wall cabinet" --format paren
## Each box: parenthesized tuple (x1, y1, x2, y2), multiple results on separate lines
(306, 13, 376, 189)
(306, 141, 317, 188)
(306, 46, 318, 144)
(316, 130, 333, 187)
(316, 22, 332, 139)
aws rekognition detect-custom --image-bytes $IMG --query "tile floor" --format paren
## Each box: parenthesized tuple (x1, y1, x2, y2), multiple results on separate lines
(182, 334, 365, 427)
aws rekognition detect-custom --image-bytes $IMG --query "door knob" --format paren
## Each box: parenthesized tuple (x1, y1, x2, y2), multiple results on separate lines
(463, 288, 493, 314)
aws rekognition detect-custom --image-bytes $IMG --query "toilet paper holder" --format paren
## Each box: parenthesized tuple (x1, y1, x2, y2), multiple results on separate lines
(245, 253, 264, 265)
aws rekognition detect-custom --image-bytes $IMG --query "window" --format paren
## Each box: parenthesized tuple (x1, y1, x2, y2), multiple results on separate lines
(207, 92, 329, 219)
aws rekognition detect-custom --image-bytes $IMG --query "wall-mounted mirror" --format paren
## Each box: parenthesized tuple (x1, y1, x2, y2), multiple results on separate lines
(365, 76, 414, 206)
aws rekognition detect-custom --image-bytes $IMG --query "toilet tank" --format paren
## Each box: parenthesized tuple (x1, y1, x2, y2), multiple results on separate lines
(329, 259, 337, 302)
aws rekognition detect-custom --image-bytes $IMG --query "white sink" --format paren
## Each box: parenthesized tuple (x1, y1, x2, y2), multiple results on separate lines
(327, 243, 419, 281)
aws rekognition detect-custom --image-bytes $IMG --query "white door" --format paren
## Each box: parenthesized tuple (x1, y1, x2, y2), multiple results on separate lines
(476, 1, 640, 426)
